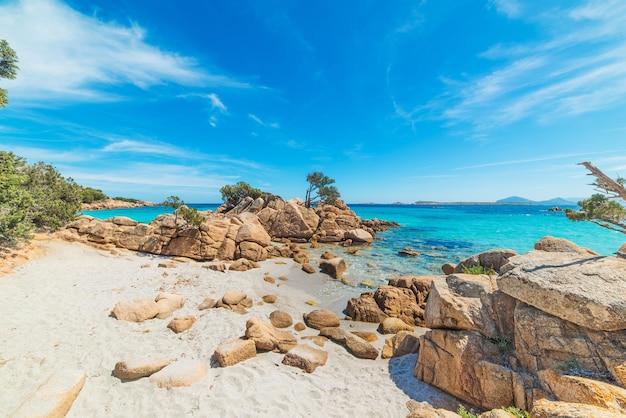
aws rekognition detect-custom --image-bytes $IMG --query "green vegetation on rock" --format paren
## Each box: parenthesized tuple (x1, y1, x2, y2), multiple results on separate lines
(0, 39, 19, 108)
(305, 171, 340, 208)
(220, 181, 266, 207)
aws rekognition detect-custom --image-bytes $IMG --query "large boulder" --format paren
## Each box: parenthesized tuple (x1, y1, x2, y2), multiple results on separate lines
(425, 275, 498, 337)
(499, 250, 626, 331)
(415, 329, 521, 410)
(381, 331, 420, 359)
(374, 285, 423, 326)
(234, 212, 271, 246)
(303, 309, 340, 330)
(537, 368, 626, 415)
(454, 249, 518, 274)
(267, 199, 319, 239)
(531, 399, 624, 418)
(534, 236, 599, 255)
(319, 257, 346, 279)
(344, 229, 373, 244)
(155, 292, 186, 319)
(345, 292, 388, 323)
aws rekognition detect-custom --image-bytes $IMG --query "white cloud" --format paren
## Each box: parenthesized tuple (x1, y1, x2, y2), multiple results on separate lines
(0, 0, 249, 104)
(248, 113, 279, 129)
(207, 93, 227, 113)
(396, 1, 626, 135)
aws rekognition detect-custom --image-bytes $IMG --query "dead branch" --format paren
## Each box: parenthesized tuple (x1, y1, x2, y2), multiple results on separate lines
(579, 161, 626, 201)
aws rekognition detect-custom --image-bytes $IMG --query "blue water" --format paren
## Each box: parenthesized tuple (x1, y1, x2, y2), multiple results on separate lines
(82, 203, 625, 288)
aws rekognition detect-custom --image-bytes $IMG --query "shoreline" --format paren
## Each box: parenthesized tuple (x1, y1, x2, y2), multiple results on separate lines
(0, 239, 459, 416)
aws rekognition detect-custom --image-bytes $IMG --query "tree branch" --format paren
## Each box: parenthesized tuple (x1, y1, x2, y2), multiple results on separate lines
(580, 161, 626, 201)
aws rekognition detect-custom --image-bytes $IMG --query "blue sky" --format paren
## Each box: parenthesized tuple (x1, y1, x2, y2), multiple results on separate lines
(1, 0, 625, 203)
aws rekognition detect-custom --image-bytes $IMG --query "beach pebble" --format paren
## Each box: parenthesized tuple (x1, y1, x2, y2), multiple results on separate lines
(294, 322, 306, 332)
(377, 317, 414, 334)
(149, 360, 207, 388)
(269, 310, 293, 328)
(293, 250, 311, 264)
(441, 263, 456, 275)
(320, 251, 335, 260)
(114, 356, 171, 380)
(167, 315, 196, 333)
(198, 297, 217, 310)
(301, 264, 315, 274)
(111, 297, 159, 322)
(283, 345, 328, 373)
(398, 248, 419, 257)
(214, 338, 256, 367)
(262, 294, 277, 304)
(303, 309, 340, 330)
(10, 369, 86, 418)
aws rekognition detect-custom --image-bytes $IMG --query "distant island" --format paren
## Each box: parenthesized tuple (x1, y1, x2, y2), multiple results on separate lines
(495, 196, 580, 205)
(355, 197, 581, 206)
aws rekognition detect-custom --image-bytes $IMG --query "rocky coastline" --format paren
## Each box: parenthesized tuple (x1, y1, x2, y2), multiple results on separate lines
(81, 198, 158, 211)
(4, 195, 626, 417)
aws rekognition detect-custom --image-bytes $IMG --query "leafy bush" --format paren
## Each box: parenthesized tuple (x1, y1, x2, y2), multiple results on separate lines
(220, 182, 266, 206)
(113, 196, 140, 203)
(502, 406, 530, 418)
(487, 333, 514, 356)
(1, 151, 81, 247)
(462, 264, 496, 275)
(457, 406, 478, 418)
(81, 187, 108, 203)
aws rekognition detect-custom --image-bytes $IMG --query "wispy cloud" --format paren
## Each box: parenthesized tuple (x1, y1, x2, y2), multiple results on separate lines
(0, 0, 250, 104)
(396, 0, 626, 136)
(248, 114, 280, 129)
(456, 151, 615, 170)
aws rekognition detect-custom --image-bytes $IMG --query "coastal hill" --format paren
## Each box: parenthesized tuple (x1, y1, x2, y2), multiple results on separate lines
(496, 196, 579, 205)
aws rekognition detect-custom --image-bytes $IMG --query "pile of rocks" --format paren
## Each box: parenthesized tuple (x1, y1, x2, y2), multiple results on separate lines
(62, 197, 389, 264)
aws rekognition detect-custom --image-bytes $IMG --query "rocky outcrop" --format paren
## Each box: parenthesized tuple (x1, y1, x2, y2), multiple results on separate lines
(81, 198, 157, 210)
(67, 197, 395, 263)
(499, 250, 626, 331)
(409, 237, 626, 413)
(319, 327, 379, 359)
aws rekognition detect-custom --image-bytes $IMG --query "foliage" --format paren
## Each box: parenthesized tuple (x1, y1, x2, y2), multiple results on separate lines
(566, 162, 626, 233)
(0, 39, 19, 108)
(178, 206, 204, 228)
(1, 151, 81, 247)
(457, 406, 478, 418)
(220, 182, 266, 207)
(163, 195, 203, 228)
(0, 152, 34, 246)
(557, 356, 583, 374)
(565, 193, 626, 233)
(304, 171, 340, 208)
(487, 333, 514, 356)
(81, 187, 108, 203)
(462, 264, 496, 275)
(113, 196, 140, 203)
(502, 406, 530, 418)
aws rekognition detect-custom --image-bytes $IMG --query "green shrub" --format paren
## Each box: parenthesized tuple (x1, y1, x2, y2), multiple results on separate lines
(487, 333, 514, 356)
(220, 182, 266, 206)
(113, 196, 140, 203)
(457, 406, 478, 418)
(81, 187, 108, 203)
(462, 264, 496, 275)
(502, 406, 530, 418)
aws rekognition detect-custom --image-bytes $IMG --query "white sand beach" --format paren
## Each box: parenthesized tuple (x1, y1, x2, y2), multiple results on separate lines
(0, 238, 458, 417)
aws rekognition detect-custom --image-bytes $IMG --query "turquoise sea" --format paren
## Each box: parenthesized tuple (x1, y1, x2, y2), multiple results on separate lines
(82, 203, 624, 292)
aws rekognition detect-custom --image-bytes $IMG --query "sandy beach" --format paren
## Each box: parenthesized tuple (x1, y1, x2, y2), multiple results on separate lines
(0, 238, 458, 417)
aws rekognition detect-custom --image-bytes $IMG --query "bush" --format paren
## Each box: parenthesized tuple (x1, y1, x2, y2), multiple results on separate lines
(462, 264, 496, 275)
(220, 182, 266, 206)
(81, 187, 108, 203)
(0, 151, 81, 247)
